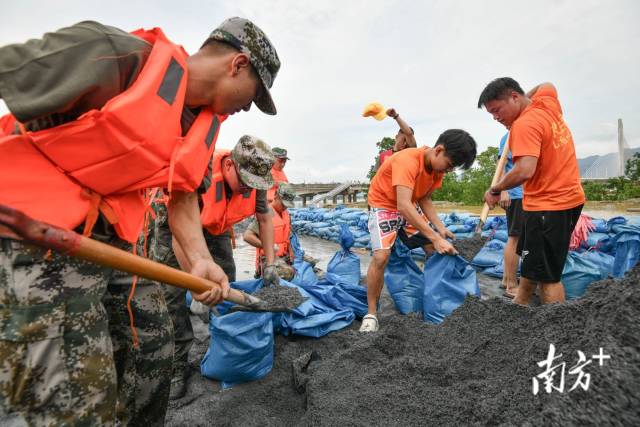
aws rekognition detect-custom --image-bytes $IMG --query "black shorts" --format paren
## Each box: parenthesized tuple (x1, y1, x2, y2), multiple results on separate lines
(516, 205, 583, 283)
(505, 198, 523, 237)
(397, 227, 432, 250)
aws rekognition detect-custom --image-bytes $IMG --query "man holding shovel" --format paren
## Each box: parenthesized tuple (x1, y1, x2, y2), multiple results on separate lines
(0, 17, 280, 425)
(478, 77, 585, 306)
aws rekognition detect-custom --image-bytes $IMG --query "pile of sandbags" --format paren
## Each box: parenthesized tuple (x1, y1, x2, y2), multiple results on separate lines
(290, 206, 370, 248)
(473, 214, 640, 299)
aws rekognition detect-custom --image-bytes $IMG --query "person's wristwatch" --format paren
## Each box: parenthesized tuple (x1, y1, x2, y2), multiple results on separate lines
(490, 187, 501, 196)
(392, 114, 399, 119)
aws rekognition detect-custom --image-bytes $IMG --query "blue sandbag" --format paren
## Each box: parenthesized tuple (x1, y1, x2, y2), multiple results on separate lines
(482, 262, 504, 279)
(482, 216, 507, 231)
(584, 232, 610, 248)
(447, 224, 473, 233)
(606, 216, 627, 232)
(291, 259, 319, 286)
(562, 251, 614, 300)
(326, 225, 361, 285)
(384, 239, 424, 314)
(201, 311, 273, 389)
(290, 232, 305, 262)
(592, 218, 608, 233)
(492, 229, 509, 242)
(423, 254, 480, 324)
(471, 240, 505, 268)
(610, 223, 640, 235)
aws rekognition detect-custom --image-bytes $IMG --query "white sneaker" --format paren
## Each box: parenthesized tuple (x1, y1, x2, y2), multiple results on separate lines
(359, 314, 379, 332)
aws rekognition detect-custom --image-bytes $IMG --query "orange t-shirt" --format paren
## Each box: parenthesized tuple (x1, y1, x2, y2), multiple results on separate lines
(367, 146, 443, 211)
(510, 85, 585, 211)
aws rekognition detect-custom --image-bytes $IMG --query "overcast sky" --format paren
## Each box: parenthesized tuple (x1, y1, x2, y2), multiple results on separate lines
(2, 0, 639, 182)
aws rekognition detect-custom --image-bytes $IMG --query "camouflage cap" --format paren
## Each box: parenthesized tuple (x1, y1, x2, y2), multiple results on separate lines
(272, 147, 289, 159)
(231, 135, 275, 190)
(205, 17, 280, 115)
(276, 182, 296, 208)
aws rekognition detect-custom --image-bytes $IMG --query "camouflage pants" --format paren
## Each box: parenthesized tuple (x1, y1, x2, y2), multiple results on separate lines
(0, 239, 116, 426)
(157, 230, 236, 376)
(102, 280, 173, 427)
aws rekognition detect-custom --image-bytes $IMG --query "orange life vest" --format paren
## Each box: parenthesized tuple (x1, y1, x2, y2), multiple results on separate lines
(255, 205, 292, 269)
(0, 27, 226, 242)
(267, 167, 288, 202)
(200, 150, 257, 235)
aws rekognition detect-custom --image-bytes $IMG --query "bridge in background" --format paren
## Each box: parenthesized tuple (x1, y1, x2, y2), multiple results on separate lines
(290, 182, 368, 207)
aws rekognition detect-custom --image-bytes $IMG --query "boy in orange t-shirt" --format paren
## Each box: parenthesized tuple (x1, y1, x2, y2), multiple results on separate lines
(361, 130, 477, 332)
(478, 77, 585, 307)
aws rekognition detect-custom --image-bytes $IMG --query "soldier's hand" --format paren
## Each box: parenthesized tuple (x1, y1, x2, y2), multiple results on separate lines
(386, 108, 398, 118)
(263, 264, 281, 287)
(191, 259, 230, 306)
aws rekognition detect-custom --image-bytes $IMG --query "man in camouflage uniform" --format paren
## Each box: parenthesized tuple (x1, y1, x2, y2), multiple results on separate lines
(161, 136, 281, 399)
(0, 17, 281, 426)
(244, 183, 297, 281)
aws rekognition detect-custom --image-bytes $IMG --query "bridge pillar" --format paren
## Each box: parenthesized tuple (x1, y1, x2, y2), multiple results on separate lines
(302, 195, 307, 207)
(342, 194, 347, 204)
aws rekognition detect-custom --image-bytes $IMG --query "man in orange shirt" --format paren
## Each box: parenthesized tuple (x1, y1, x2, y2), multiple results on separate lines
(362, 130, 477, 332)
(479, 77, 585, 306)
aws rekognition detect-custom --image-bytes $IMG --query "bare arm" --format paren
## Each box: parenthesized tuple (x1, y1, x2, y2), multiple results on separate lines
(387, 108, 417, 147)
(492, 156, 538, 192)
(256, 211, 275, 266)
(397, 186, 456, 254)
(168, 191, 213, 267)
(417, 194, 448, 237)
(167, 190, 229, 304)
(484, 156, 538, 208)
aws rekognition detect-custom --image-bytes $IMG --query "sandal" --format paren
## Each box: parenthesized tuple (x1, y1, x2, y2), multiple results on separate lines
(359, 314, 379, 332)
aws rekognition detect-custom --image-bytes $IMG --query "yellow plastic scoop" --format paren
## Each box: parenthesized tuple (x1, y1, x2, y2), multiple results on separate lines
(362, 102, 387, 121)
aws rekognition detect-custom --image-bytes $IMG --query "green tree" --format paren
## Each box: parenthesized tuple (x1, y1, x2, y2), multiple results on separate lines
(431, 146, 499, 204)
(625, 152, 640, 181)
(367, 137, 395, 181)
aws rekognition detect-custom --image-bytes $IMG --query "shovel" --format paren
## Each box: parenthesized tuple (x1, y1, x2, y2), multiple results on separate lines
(475, 141, 511, 234)
(0, 204, 296, 313)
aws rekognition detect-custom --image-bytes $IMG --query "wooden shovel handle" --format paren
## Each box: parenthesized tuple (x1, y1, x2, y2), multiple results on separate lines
(0, 204, 253, 307)
(479, 141, 511, 224)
